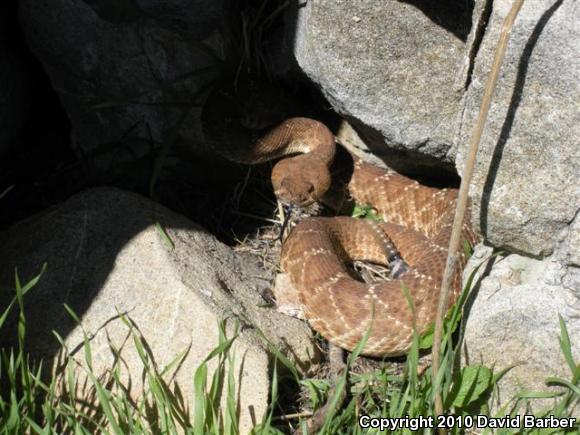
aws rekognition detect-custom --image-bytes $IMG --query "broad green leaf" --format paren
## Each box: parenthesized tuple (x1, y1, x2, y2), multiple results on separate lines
(352, 204, 381, 221)
(449, 365, 493, 409)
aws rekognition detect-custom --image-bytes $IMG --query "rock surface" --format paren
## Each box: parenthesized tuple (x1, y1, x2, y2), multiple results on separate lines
(457, 0, 580, 258)
(0, 188, 316, 433)
(19, 0, 221, 172)
(464, 246, 580, 410)
(293, 0, 475, 167)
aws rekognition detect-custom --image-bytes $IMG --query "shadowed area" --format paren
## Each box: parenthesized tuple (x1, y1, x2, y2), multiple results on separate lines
(398, 0, 475, 41)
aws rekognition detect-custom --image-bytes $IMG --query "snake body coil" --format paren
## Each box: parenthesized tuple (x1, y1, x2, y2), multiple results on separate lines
(204, 87, 477, 356)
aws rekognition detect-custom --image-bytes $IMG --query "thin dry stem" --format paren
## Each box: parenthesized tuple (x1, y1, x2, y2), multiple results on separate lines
(273, 411, 314, 422)
(431, 0, 525, 426)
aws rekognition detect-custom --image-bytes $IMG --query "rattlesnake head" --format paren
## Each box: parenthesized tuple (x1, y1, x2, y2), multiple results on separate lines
(271, 154, 332, 207)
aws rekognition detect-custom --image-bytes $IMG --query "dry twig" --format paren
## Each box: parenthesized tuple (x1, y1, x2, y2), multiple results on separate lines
(431, 0, 525, 427)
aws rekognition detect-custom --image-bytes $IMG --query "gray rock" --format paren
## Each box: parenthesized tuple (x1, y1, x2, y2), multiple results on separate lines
(457, 0, 580, 257)
(0, 188, 316, 433)
(293, 0, 475, 168)
(463, 246, 580, 412)
(19, 0, 222, 173)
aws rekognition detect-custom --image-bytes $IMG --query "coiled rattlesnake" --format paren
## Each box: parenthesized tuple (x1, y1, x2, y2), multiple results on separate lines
(203, 84, 477, 357)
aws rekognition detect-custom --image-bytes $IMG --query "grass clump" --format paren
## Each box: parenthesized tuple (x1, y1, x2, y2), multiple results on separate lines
(0, 264, 578, 434)
(0, 265, 245, 434)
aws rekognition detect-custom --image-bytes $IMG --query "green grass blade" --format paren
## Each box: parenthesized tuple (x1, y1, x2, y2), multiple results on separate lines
(557, 314, 578, 381)
(155, 221, 175, 250)
(545, 377, 580, 396)
(193, 361, 208, 433)
(516, 390, 564, 399)
(87, 372, 122, 434)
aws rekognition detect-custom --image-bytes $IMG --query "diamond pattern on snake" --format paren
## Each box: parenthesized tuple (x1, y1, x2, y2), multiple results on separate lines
(203, 83, 478, 357)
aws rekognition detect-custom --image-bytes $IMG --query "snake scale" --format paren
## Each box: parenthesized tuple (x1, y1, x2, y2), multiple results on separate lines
(203, 83, 478, 357)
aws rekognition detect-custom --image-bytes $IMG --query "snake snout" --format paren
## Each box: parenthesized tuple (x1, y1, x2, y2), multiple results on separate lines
(275, 177, 316, 207)
(271, 152, 331, 207)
